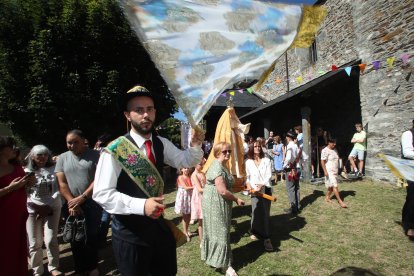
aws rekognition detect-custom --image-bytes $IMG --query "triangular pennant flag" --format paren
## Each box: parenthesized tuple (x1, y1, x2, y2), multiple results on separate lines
(344, 67, 352, 76)
(229, 91, 235, 96)
(386, 57, 395, 69)
(307, 74, 312, 80)
(296, 76, 303, 83)
(247, 87, 253, 94)
(238, 89, 244, 93)
(318, 70, 325, 75)
(275, 78, 282, 84)
(359, 63, 366, 74)
(401, 53, 410, 65)
(331, 65, 338, 71)
(372, 60, 381, 70)
(220, 93, 227, 97)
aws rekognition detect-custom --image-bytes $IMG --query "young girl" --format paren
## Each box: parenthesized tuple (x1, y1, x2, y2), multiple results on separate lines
(174, 167, 193, 241)
(191, 158, 206, 245)
(272, 135, 285, 184)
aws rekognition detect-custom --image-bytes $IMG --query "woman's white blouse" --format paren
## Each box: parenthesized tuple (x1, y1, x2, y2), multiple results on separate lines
(245, 157, 272, 190)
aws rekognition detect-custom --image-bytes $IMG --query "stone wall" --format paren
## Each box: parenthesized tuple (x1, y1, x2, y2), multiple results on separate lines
(353, 0, 414, 181)
(255, 0, 414, 182)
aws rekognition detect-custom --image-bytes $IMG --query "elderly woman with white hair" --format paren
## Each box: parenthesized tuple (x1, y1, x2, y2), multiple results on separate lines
(26, 145, 63, 276)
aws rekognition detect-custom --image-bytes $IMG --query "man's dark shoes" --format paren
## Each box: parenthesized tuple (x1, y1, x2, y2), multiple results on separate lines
(63, 216, 76, 243)
(74, 216, 87, 242)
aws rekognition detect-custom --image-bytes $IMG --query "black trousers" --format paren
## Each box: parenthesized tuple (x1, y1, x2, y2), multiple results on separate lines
(112, 231, 177, 276)
(402, 180, 414, 232)
(71, 200, 102, 273)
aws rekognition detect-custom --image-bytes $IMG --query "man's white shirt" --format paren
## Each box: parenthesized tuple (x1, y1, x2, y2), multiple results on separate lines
(401, 130, 414, 159)
(93, 130, 203, 216)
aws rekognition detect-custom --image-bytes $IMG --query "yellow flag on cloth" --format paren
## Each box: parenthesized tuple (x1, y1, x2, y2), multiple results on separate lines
(202, 108, 250, 192)
(290, 6, 328, 48)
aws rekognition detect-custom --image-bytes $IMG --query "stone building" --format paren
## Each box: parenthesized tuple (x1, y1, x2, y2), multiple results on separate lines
(240, 0, 414, 182)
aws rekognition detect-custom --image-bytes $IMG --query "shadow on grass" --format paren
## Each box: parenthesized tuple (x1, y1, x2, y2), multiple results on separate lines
(232, 214, 306, 270)
(339, 190, 356, 200)
(232, 204, 252, 219)
(330, 266, 383, 276)
(300, 190, 325, 209)
(58, 237, 119, 275)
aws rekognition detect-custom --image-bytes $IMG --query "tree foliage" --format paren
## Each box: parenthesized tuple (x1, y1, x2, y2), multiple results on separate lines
(0, 0, 176, 152)
(156, 117, 182, 148)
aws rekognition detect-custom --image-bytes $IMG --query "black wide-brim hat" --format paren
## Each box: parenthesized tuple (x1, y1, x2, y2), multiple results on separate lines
(119, 85, 155, 111)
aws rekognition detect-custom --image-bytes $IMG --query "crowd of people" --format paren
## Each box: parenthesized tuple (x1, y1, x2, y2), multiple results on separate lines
(0, 84, 412, 276)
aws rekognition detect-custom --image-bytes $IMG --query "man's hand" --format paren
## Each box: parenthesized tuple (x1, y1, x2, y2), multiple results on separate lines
(68, 195, 86, 209)
(190, 127, 205, 147)
(69, 205, 83, 216)
(144, 197, 166, 219)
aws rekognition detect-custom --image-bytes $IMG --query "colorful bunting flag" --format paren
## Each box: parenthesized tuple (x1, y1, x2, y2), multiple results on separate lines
(296, 76, 303, 83)
(344, 67, 352, 76)
(247, 87, 253, 94)
(359, 63, 366, 74)
(401, 53, 410, 65)
(386, 57, 395, 69)
(331, 65, 338, 71)
(372, 60, 381, 70)
(229, 91, 235, 96)
(275, 78, 282, 84)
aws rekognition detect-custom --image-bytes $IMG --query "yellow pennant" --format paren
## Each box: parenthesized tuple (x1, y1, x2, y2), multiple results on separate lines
(386, 57, 395, 69)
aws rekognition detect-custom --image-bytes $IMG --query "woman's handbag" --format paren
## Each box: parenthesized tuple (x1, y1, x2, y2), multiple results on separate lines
(164, 219, 187, 248)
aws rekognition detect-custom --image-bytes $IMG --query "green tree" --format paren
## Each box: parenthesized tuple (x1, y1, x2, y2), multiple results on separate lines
(156, 117, 182, 148)
(0, 0, 176, 152)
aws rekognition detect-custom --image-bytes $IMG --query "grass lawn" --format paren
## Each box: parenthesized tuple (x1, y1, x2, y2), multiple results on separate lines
(163, 179, 414, 276)
(58, 179, 414, 275)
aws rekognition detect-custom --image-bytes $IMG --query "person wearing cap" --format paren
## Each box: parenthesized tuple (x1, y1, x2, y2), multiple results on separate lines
(93, 85, 204, 276)
(283, 130, 301, 215)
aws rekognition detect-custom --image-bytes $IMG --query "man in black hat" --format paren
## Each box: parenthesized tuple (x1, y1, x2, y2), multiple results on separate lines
(283, 130, 301, 215)
(93, 85, 204, 275)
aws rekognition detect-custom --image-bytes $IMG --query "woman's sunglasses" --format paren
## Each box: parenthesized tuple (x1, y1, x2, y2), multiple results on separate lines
(221, 150, 232, 154)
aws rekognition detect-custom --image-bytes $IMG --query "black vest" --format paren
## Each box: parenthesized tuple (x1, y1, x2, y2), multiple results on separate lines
(112, 133, 170, 245)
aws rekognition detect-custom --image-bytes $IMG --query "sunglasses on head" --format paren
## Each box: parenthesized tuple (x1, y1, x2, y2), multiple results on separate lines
(221, 150, 232, 154)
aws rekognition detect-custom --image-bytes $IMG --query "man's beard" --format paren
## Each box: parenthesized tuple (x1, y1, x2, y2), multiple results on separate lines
(131, 120, 154, 135)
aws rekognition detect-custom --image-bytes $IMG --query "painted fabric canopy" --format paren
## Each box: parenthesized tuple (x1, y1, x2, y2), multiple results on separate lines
(120, 0, 325, 126)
